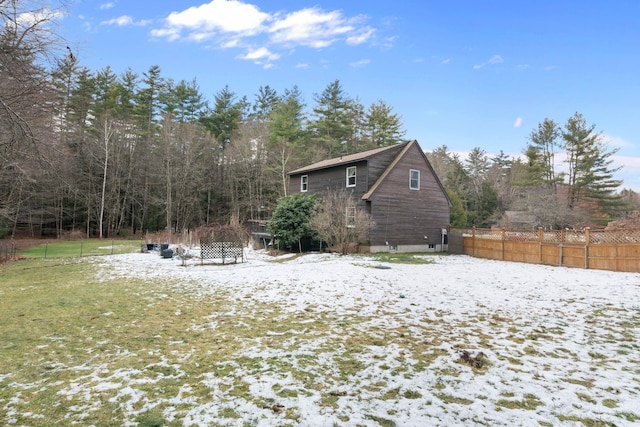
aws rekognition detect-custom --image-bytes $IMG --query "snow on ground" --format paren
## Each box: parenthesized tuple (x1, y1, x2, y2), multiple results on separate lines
(86, 248, 640, 426)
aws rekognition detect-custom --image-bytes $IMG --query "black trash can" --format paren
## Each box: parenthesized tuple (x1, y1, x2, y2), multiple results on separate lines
(161, 248, 173, 259)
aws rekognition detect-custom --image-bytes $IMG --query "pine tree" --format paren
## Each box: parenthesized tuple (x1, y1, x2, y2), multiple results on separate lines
(309, 80, 353, 158)
(268, 86, 307, 195)
(562, 112, 623, 218)
(199, 85, 243, 146)
(366, 100, 406, 147)
(528, 118, 560, 186)
(251, 85, 280, 122)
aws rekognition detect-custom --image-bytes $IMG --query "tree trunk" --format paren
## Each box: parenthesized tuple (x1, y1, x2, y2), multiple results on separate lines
(98, 118, 113, 239)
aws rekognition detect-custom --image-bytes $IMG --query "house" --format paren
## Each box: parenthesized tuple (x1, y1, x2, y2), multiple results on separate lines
(287, 140, 451, 253)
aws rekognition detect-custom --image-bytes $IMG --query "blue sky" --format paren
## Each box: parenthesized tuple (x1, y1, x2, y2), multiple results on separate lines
(59, 0, 640, 191)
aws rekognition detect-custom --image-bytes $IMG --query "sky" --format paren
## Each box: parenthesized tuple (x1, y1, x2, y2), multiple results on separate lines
(9, 248, 637, 425)
(57, 0, 640, 191)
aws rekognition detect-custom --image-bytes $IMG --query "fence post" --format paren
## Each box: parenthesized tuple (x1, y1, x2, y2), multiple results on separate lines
(501, 228, 506, 261)
(472, 226, 476, 257)
(584, 227, 590, 269)
(559, 229, 565, 267)
(538, 227, 543, 265)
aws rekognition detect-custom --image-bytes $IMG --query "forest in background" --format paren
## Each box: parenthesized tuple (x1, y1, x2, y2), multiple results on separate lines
(2, 0, 639, 240)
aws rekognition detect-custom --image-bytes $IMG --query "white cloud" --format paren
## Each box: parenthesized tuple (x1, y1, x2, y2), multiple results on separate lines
(379, 35, 396, 50)
(602, 134, 633, 148)
(150, 1, 378, 66)
(99, 2, 115, 10)
(164, 0, 268, 35)
(349, 59, 371, 68)
(101, 15, 151, 27)
(611, 154, 640, 191)
(238, 46, 279, 62)
(295, 63, 309, 69)
(346, 27, 375, 45)
(473, 54, 503, 69)
(269, 8, 354, 48)
(441, 58, 451, 65)
(514, 117, 523, 128)
(17, 8, 65, 26)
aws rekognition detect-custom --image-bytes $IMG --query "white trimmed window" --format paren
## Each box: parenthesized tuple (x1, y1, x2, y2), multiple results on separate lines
(301, 175, 308, 192)
(410, 169, 420, 190)
(346, 166, 356, 187)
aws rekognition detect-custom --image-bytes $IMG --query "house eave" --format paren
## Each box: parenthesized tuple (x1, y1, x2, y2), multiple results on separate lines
(287, 141, 410, 176)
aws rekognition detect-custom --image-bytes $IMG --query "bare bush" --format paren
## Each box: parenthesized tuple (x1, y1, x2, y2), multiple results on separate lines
(310, 189, 375, 255)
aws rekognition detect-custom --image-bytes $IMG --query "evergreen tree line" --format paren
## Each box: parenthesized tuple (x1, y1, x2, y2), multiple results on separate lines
(1, 1, 407, 237)
(427, 114, 638, 229)
(1, 1, 636, 238)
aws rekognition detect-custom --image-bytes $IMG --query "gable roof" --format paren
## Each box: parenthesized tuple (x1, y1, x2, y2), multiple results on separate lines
(288, 141, 410, 175)
(362, 140, 452, 207)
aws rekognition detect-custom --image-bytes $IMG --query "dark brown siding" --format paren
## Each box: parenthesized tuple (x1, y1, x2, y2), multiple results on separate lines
(368, 144, 450, 246)
(289, 160, 369, 201)
(288, 141, 450, 248)
(364, 144, 406, 185)
(288, 143, 406, 197)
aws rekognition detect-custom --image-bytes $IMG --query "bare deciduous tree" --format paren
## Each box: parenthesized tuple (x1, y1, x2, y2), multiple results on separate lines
(310, 190, 375, 255)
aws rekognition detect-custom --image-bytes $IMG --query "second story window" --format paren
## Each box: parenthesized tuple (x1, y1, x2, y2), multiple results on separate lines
(301, 175, 308, 192)
(410, 169, 420, 190)
(346, 166, 356, 187)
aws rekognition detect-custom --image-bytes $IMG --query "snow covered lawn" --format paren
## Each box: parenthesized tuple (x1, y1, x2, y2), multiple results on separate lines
(3, 249, 640, 426)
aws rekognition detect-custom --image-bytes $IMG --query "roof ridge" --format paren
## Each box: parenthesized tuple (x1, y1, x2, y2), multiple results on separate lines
(288, 141, 410, 175)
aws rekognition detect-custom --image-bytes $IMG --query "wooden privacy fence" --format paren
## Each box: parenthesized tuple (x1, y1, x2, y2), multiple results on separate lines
(450, 227, 640, 273)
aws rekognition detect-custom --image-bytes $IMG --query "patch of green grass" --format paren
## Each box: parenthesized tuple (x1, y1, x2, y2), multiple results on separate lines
(16, 239, 141, 259)
(403, 389, 422, 399)
(367, 253, 439, 264)
(432, 382, 446, 391)
(602, 399, 618, 408)
(381, 387, 400, 400)
(588, 352, 607, 360)
(435, 393, 473, 405)
(406, 345, 449, 372)
(564, 378, 595, 388)
(496, 393, 543, 410)
(556, 415, 616, 426)
(276, 388, 299, 398)
(616, 412, 640, 422)
(135, 410, 165, 427)
(366, 414, 396, 427)
(218, 407, 240, 418)
(576, 392, 596, 404)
